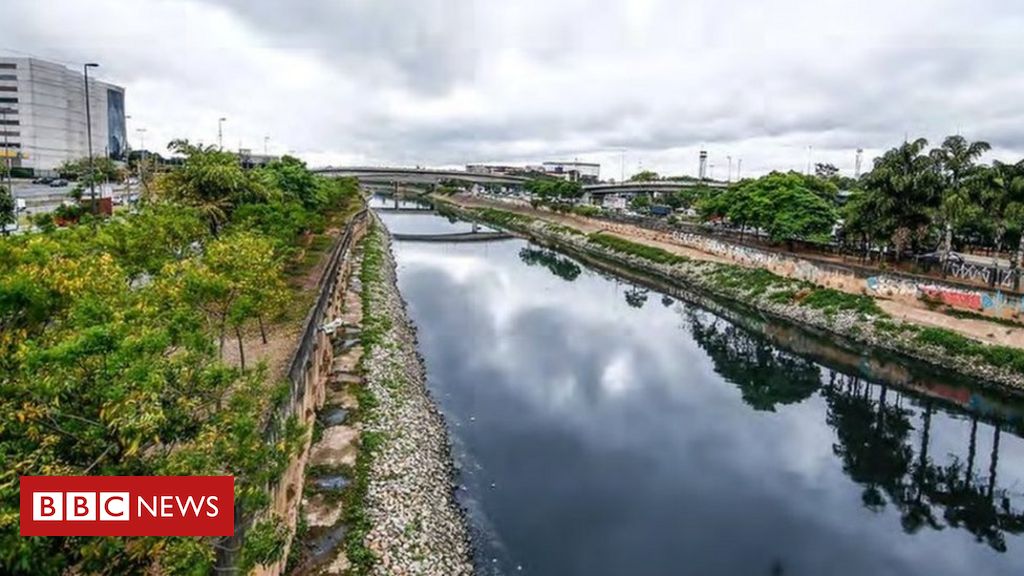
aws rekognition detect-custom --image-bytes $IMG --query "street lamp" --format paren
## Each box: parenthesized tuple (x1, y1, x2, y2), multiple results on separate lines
(83, 62, 99, 215)
(218, 117, 226, 150)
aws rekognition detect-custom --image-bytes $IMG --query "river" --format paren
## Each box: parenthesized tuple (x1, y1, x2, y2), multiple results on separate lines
(375, 197, 1024, 576)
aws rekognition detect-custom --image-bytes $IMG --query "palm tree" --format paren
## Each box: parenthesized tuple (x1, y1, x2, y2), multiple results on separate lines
(930, 136, 991, 274)
(861, 138, 939, 260)
(157, 139, 266, 235)
(983, 160, 1024, 286)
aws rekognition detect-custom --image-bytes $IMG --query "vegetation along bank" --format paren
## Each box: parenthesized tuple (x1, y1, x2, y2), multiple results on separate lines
(435, 197, 1024, 393)
(349, 217, 473, 575)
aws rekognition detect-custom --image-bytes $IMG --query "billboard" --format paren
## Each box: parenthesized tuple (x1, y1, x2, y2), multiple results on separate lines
(107, 89, 126, 159)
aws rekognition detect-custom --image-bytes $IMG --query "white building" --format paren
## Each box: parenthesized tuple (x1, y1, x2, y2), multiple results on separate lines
(542, 161, 600, 183)
(0, 57, 126, 174)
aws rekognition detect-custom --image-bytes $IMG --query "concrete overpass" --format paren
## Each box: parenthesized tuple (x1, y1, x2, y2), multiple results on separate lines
(583, 180, 729, 196)
(313, 166, 530, 186)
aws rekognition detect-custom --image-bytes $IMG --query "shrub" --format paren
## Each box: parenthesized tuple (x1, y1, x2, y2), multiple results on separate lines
(587, 233, 688, 265)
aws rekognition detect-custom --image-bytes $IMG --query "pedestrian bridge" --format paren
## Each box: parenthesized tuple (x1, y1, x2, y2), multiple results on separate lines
(583, 180, 729, 196)
(391, 231, 514, 243)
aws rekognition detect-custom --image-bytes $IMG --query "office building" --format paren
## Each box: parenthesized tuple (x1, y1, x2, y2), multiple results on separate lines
(542, 161, 600, 183)
(0, 57, 126, 174)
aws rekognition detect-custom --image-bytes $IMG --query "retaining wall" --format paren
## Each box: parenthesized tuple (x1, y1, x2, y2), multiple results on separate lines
(216, 209, 368, 575)
(665, 229, 1024, 319)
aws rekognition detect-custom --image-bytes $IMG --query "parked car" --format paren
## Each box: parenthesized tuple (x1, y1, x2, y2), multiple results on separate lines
(32, 177, 53, 185)
(49, 179, 69, 187)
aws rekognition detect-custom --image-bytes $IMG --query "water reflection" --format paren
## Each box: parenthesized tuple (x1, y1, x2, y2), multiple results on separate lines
(518, 247, 581, 282)
(384, 221, 1024, 576)
(688, 309, 821, 411)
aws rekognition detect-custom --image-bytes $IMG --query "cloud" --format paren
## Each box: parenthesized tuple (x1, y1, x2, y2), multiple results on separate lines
(5, 0, 1024, 177)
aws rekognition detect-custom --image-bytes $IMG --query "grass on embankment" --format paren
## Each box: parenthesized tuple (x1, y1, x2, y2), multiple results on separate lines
(342, 220, 387, 575)
(587, 232, 689, 266)
(916, 327, 1024, 374)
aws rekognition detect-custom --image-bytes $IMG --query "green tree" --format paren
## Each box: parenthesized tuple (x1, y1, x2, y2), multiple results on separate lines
(629, 194, 652, 212)
(57, 156, 124, 183)
(629, 170, 660, 182)
(860, 138, 940, 259)
(930, 136, 991, 271)
(698, 171, 837, 243)
(259, 155, 319, 208)
(0, 185, 14, 235)
(158, 140, 266, 235)
(981, 160, 1024, 274)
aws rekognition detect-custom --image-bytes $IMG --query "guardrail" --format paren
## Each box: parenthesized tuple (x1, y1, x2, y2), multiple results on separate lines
(215, 208, 368, 573)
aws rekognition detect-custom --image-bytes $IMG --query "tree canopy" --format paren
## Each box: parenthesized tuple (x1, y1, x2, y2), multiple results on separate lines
(0, 144, 358, 573)
(698, 171, 838, 242)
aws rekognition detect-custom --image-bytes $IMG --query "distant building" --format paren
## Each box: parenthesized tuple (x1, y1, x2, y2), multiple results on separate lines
(541, 161, 600, 183)
(0, 57, 126, 174)
(238, 149, 280, 169)
(466, 164, 520, 175)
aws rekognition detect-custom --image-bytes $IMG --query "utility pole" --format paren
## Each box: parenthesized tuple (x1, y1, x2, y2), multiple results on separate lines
(263, 135, 270, 156)
(218, 117, 226, 150)
(1, 108, 12, 197)
(737, 158, 742, 181)
(855, 148, 864, 179)
(727, 156, 733, 183)
(136, 128, 147, 194)
(806, 145, 813, 176)
(83, 63, 99, 215)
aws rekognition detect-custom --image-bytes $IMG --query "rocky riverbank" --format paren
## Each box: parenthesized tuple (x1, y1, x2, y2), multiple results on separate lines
(436, 198, 1024, 393)
(355, 219, 474, 575)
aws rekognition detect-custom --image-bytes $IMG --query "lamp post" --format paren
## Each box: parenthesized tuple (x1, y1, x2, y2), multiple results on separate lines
(1, 107, 12, 196)
(218, 117, 226, 150)
(135, 127, 147, 186)
(83, 62, 99, 215)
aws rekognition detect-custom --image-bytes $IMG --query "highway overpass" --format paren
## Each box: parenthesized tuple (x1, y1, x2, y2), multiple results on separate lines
(313, 166, 530, 186)
(583, 180, 729, 196)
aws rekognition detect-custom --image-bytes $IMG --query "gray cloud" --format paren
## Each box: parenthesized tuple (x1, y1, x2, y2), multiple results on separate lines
(5, 0, 1024, 176)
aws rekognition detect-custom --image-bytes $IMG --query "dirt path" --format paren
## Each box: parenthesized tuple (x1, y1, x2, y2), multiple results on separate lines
(450, 195, 1024, 349)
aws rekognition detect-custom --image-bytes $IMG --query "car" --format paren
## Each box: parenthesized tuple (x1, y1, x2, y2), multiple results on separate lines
(32, 177, 53, 185)
(49, 179, 69, 187)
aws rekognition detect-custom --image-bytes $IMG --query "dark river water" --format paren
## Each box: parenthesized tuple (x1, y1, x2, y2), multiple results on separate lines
(376, 199, 1024, 576)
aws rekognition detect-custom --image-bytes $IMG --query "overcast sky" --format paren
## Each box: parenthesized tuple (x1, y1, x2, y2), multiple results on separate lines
(6, 0, 1024, 179)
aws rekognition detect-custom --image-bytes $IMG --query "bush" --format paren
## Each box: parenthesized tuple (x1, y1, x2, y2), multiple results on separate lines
(916, 327, 1024, 374)
(573, 205, 601, 217)
(800, 288, 883, 317)
(588, 232, 688, 265)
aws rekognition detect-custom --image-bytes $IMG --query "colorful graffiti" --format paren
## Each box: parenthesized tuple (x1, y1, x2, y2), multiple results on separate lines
(917, 285, 983, 309)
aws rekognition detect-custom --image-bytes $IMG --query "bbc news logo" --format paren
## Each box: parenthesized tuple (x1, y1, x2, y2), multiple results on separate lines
(20, 476, 234, 536)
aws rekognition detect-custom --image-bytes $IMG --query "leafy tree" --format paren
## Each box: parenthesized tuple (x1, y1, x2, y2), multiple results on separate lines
(629, 194, 652, 212)
(157, 140, 267, 235)
(982, 160, 1024, 273)
(629, 170, 660, 182)
(57, 156, 124, 183)
(259, 155, 319, 208)
(698, 171, 837, 243)
(815, 162, 839, 179)
(0, 185, 14, 234)
(859, 138, 939, 259)
(930, 136, 991, 271)
(525, 178, 583, 201)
